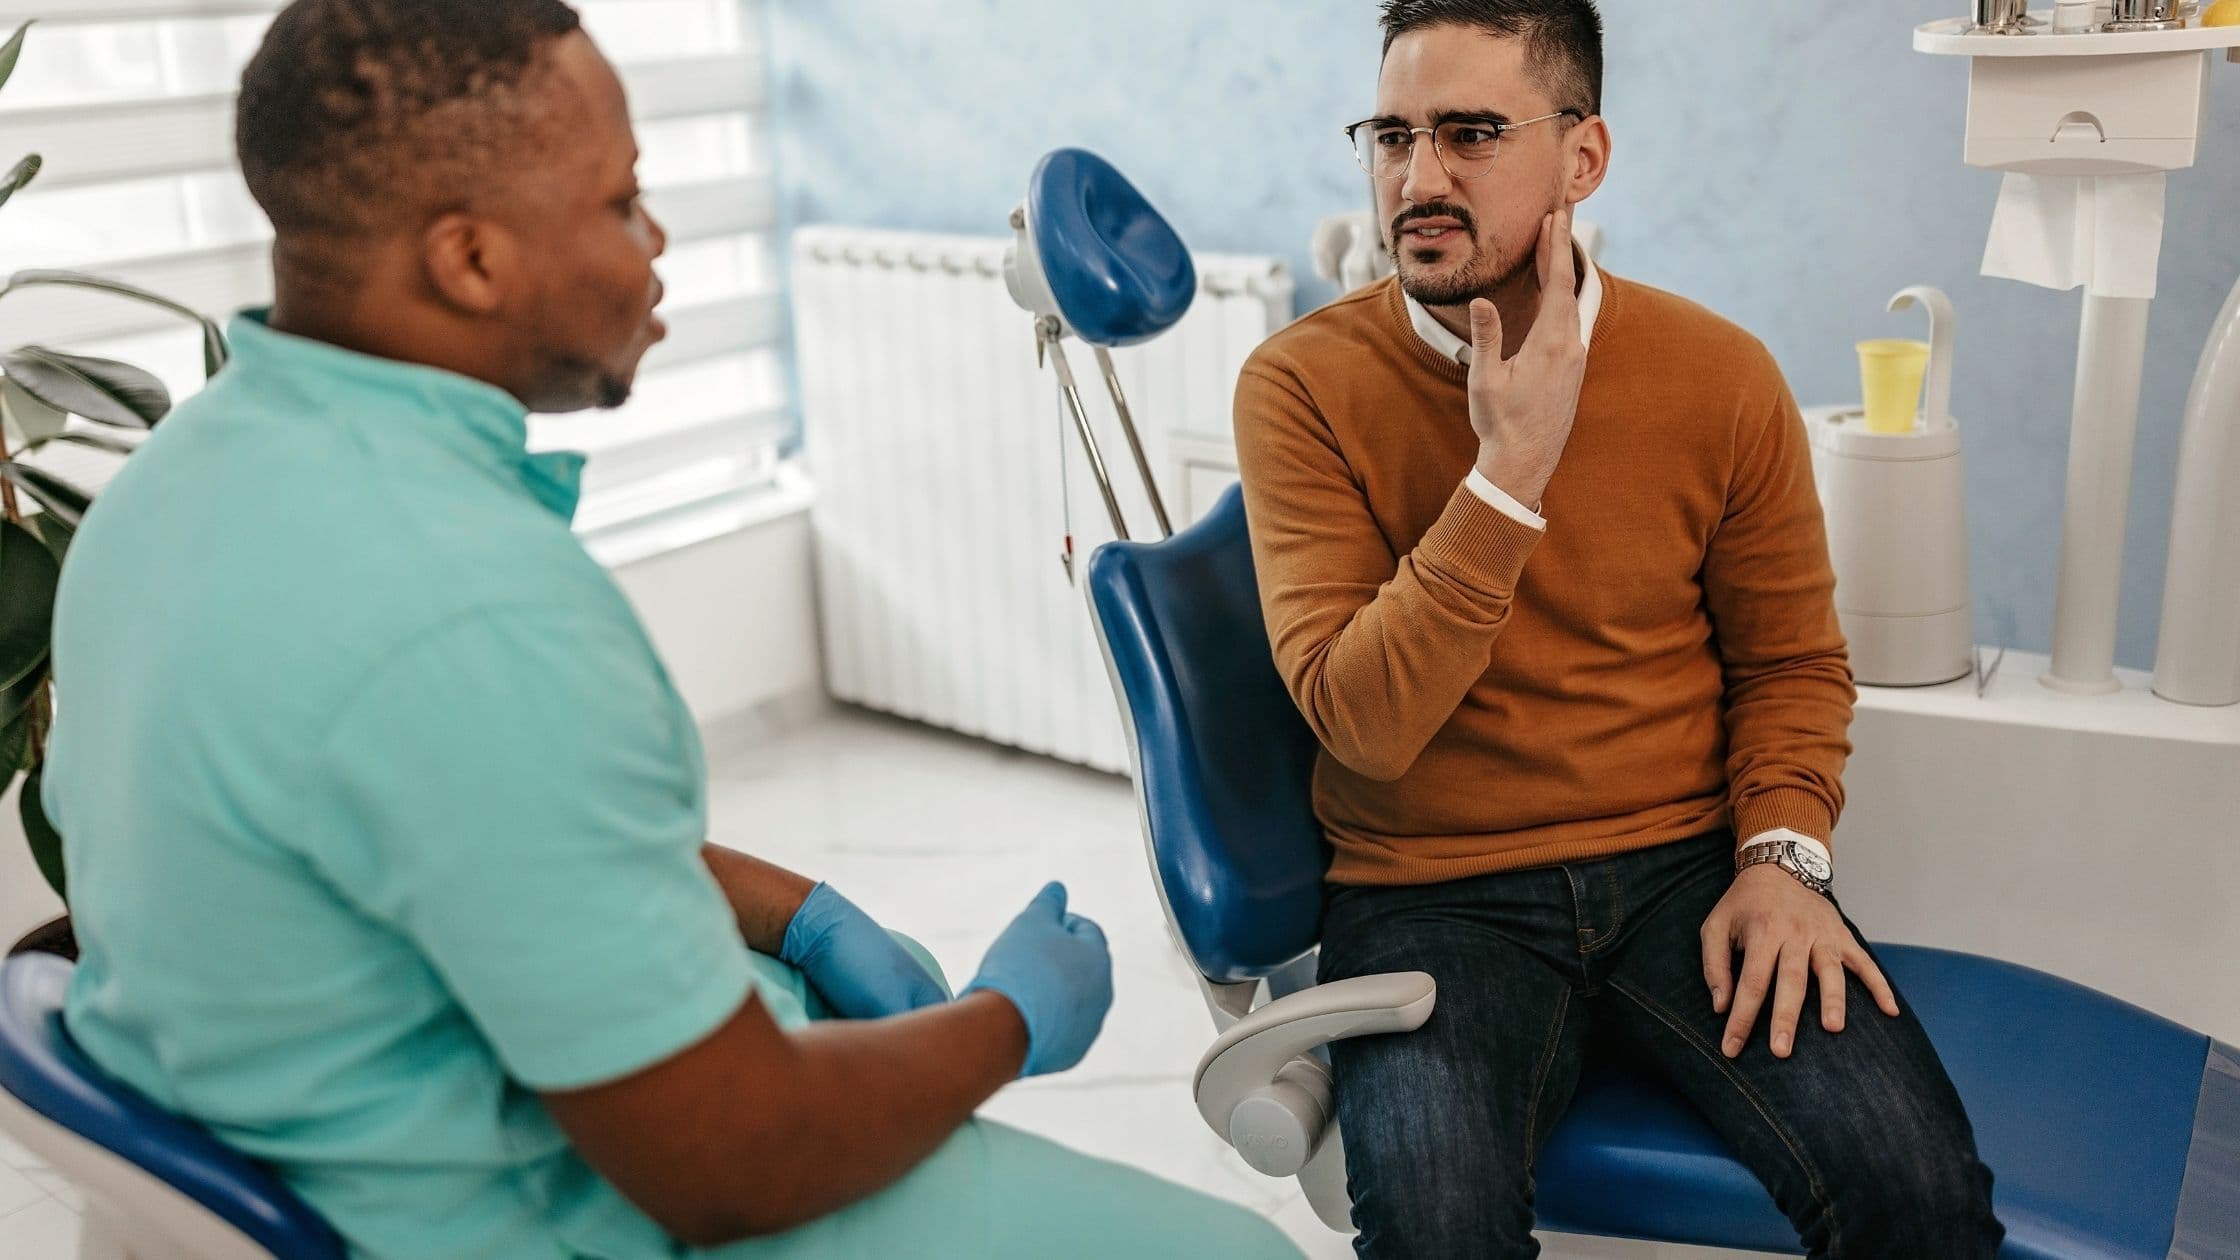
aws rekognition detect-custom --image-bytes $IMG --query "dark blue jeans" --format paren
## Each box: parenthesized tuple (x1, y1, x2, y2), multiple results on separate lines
(1318, 830, 2004, 1258)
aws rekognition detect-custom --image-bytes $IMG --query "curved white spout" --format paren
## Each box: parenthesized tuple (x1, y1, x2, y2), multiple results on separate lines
(2153, 271, 2240, 706)
(1889, 285, 1958, 427)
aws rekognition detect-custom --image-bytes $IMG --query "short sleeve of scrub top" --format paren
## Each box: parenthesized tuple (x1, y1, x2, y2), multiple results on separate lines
(308, 601, 757, 1091)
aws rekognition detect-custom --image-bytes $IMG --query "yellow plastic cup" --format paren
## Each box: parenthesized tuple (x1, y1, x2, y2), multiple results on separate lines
(1857, 339, 1930, 435)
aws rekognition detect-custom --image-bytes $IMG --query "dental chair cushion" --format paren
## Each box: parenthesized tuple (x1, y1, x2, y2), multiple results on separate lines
(0, 952, 346, 1259)
(1533, 944, 2213, 1259)
(1087, 489, 1326, 985)
(1028, 147, 1197, 348)
(1087, 487, 2225, 1256)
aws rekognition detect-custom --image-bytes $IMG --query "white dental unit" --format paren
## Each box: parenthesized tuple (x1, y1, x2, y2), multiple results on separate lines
(1821, 4, 2240, 1055)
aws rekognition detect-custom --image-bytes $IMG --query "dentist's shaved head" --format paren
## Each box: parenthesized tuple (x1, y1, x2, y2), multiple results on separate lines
(1379, 0, 1604, 118)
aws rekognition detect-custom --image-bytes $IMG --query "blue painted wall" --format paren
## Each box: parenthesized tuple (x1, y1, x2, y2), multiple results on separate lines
(764, 0, 2240, 670)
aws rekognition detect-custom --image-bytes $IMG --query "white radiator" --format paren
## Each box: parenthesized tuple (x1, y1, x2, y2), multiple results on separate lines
(793, 227, 1293, 773)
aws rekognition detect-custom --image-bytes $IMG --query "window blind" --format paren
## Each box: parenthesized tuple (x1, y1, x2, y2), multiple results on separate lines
(0, 0, 789, 550)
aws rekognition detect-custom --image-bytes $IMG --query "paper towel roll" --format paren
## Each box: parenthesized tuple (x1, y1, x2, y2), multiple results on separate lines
(1980, 171, 2167, 300)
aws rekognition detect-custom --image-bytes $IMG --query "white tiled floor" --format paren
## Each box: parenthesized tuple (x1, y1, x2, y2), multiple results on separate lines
(0, 1128, 83, 1256)
(0, 707, 1738, 1259)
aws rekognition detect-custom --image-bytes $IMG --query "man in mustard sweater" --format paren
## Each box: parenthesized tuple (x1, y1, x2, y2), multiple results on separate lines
(1234, 2, 2005, 1255)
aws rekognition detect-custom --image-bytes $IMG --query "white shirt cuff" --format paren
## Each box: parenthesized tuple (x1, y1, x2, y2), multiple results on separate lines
(1464, 468, 1546, 530)
(1741, 828, 1832, 871)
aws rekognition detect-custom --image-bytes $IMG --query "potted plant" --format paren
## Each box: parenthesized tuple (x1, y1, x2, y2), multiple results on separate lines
(0, 19, 229, 958)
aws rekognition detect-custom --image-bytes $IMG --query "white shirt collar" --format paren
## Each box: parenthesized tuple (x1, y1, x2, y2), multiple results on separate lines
(1404, 237, 1603, 367)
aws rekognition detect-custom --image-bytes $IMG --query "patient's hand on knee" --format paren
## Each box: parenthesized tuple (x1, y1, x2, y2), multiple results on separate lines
(1700, 868, 1901, 1060)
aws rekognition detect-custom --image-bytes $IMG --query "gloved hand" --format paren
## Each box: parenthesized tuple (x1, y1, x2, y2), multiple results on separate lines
(779, 884, 947, 1020)
(962, 882, 1113, 1078)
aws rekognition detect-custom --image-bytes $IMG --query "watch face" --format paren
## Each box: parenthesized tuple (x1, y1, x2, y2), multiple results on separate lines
(1791, 844, 1834, 882)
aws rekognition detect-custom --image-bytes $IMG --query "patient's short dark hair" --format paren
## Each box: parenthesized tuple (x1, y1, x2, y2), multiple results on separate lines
(237, 0, 585, 239)
(1379, 0, 1604, 117)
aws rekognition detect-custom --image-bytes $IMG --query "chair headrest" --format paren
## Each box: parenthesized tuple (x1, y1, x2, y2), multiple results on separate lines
(0, 952, 346, 1259)
(1025, 148, 1197, 348)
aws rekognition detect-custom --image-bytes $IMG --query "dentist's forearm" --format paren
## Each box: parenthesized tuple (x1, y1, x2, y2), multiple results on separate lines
(743, 990, 1030, 1230)
(701, 844, 816, 956)
(543, 987, 1032, 1247)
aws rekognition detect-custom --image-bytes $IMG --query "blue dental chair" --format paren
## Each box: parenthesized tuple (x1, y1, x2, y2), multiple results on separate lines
(1083, 485, 2240, 1256)
(0, 951, 345, 1260)
(1015, 144, 2238, 1255)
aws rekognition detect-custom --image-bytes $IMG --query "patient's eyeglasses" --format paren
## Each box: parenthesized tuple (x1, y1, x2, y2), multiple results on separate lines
(1344, 110, 1585, 182)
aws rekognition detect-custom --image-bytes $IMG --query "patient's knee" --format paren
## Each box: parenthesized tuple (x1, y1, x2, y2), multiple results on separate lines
(1827, 1141, 1999, 1257)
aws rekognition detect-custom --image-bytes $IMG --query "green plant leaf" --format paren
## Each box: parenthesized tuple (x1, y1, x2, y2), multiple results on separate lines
(0, 517, 58, 695)
(0, 346, 170, 430)
(29, 511, 72, 565)
(0, 153, 38, 213)
(37, 429, 137, 457)
(0, 461, 90, 525)
(200, 319, 229, 378)
(0, 22, 32, 96)
(20, 767, 64, 902)
(0, 711, 27, 776)
(0, 660, 39, 735)
(1, 375, 66, 448)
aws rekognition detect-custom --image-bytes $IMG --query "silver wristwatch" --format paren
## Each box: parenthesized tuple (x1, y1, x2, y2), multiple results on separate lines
(1736, 838, 1834, 896)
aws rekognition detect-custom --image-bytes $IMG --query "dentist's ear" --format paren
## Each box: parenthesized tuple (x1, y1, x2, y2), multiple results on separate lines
(422, 212, 515, 318)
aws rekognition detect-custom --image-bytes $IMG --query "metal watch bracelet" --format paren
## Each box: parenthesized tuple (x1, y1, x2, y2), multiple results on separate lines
(1736, 839, 1834, 896)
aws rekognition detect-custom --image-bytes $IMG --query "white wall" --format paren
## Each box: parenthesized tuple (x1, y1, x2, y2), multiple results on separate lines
(607, 502, 828, 755)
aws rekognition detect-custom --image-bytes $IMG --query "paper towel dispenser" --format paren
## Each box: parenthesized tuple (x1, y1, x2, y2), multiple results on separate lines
(1913, 17, 2236, 175)
(1966, 49, 2210, 173)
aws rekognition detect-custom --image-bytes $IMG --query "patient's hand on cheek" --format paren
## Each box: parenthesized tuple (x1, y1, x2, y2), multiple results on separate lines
(1468, 206, 1589, 511)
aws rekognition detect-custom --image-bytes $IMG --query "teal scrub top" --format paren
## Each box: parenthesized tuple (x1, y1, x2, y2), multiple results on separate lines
(44, 313, 802, 1259)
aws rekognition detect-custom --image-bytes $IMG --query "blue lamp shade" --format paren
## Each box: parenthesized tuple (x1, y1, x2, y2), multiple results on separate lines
(1027, 149, 1197, 348)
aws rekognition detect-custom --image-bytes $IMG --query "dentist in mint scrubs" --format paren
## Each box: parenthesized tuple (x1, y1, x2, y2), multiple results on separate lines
(39, 3, 1302, 1257)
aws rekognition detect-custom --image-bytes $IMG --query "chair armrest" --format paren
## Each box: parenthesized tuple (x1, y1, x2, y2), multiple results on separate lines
(1193, 972, 1435, 1176)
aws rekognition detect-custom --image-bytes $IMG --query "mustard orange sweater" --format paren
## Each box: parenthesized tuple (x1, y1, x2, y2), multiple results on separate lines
(1234, 275, 1854, 887)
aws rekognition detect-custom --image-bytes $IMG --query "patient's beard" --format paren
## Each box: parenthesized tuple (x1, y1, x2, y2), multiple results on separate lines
(1396, 231, 1536, 310)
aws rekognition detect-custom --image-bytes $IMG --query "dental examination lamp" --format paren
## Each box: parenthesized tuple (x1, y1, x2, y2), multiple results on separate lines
(1004, 149, 1193, 569)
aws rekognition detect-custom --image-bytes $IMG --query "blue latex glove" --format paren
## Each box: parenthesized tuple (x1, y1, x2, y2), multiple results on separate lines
(962, 882, 1113, 1078)
(779, 884, 947, 1020)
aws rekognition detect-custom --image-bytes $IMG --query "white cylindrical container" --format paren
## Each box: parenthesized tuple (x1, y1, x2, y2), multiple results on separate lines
(1808, 408, 1975, 688)
(2045, 296, 2151, 696)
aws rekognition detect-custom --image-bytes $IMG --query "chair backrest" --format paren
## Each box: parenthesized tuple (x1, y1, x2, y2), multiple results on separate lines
(1086, 484, 1328, 985)
(0, 952, 346, 1260)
